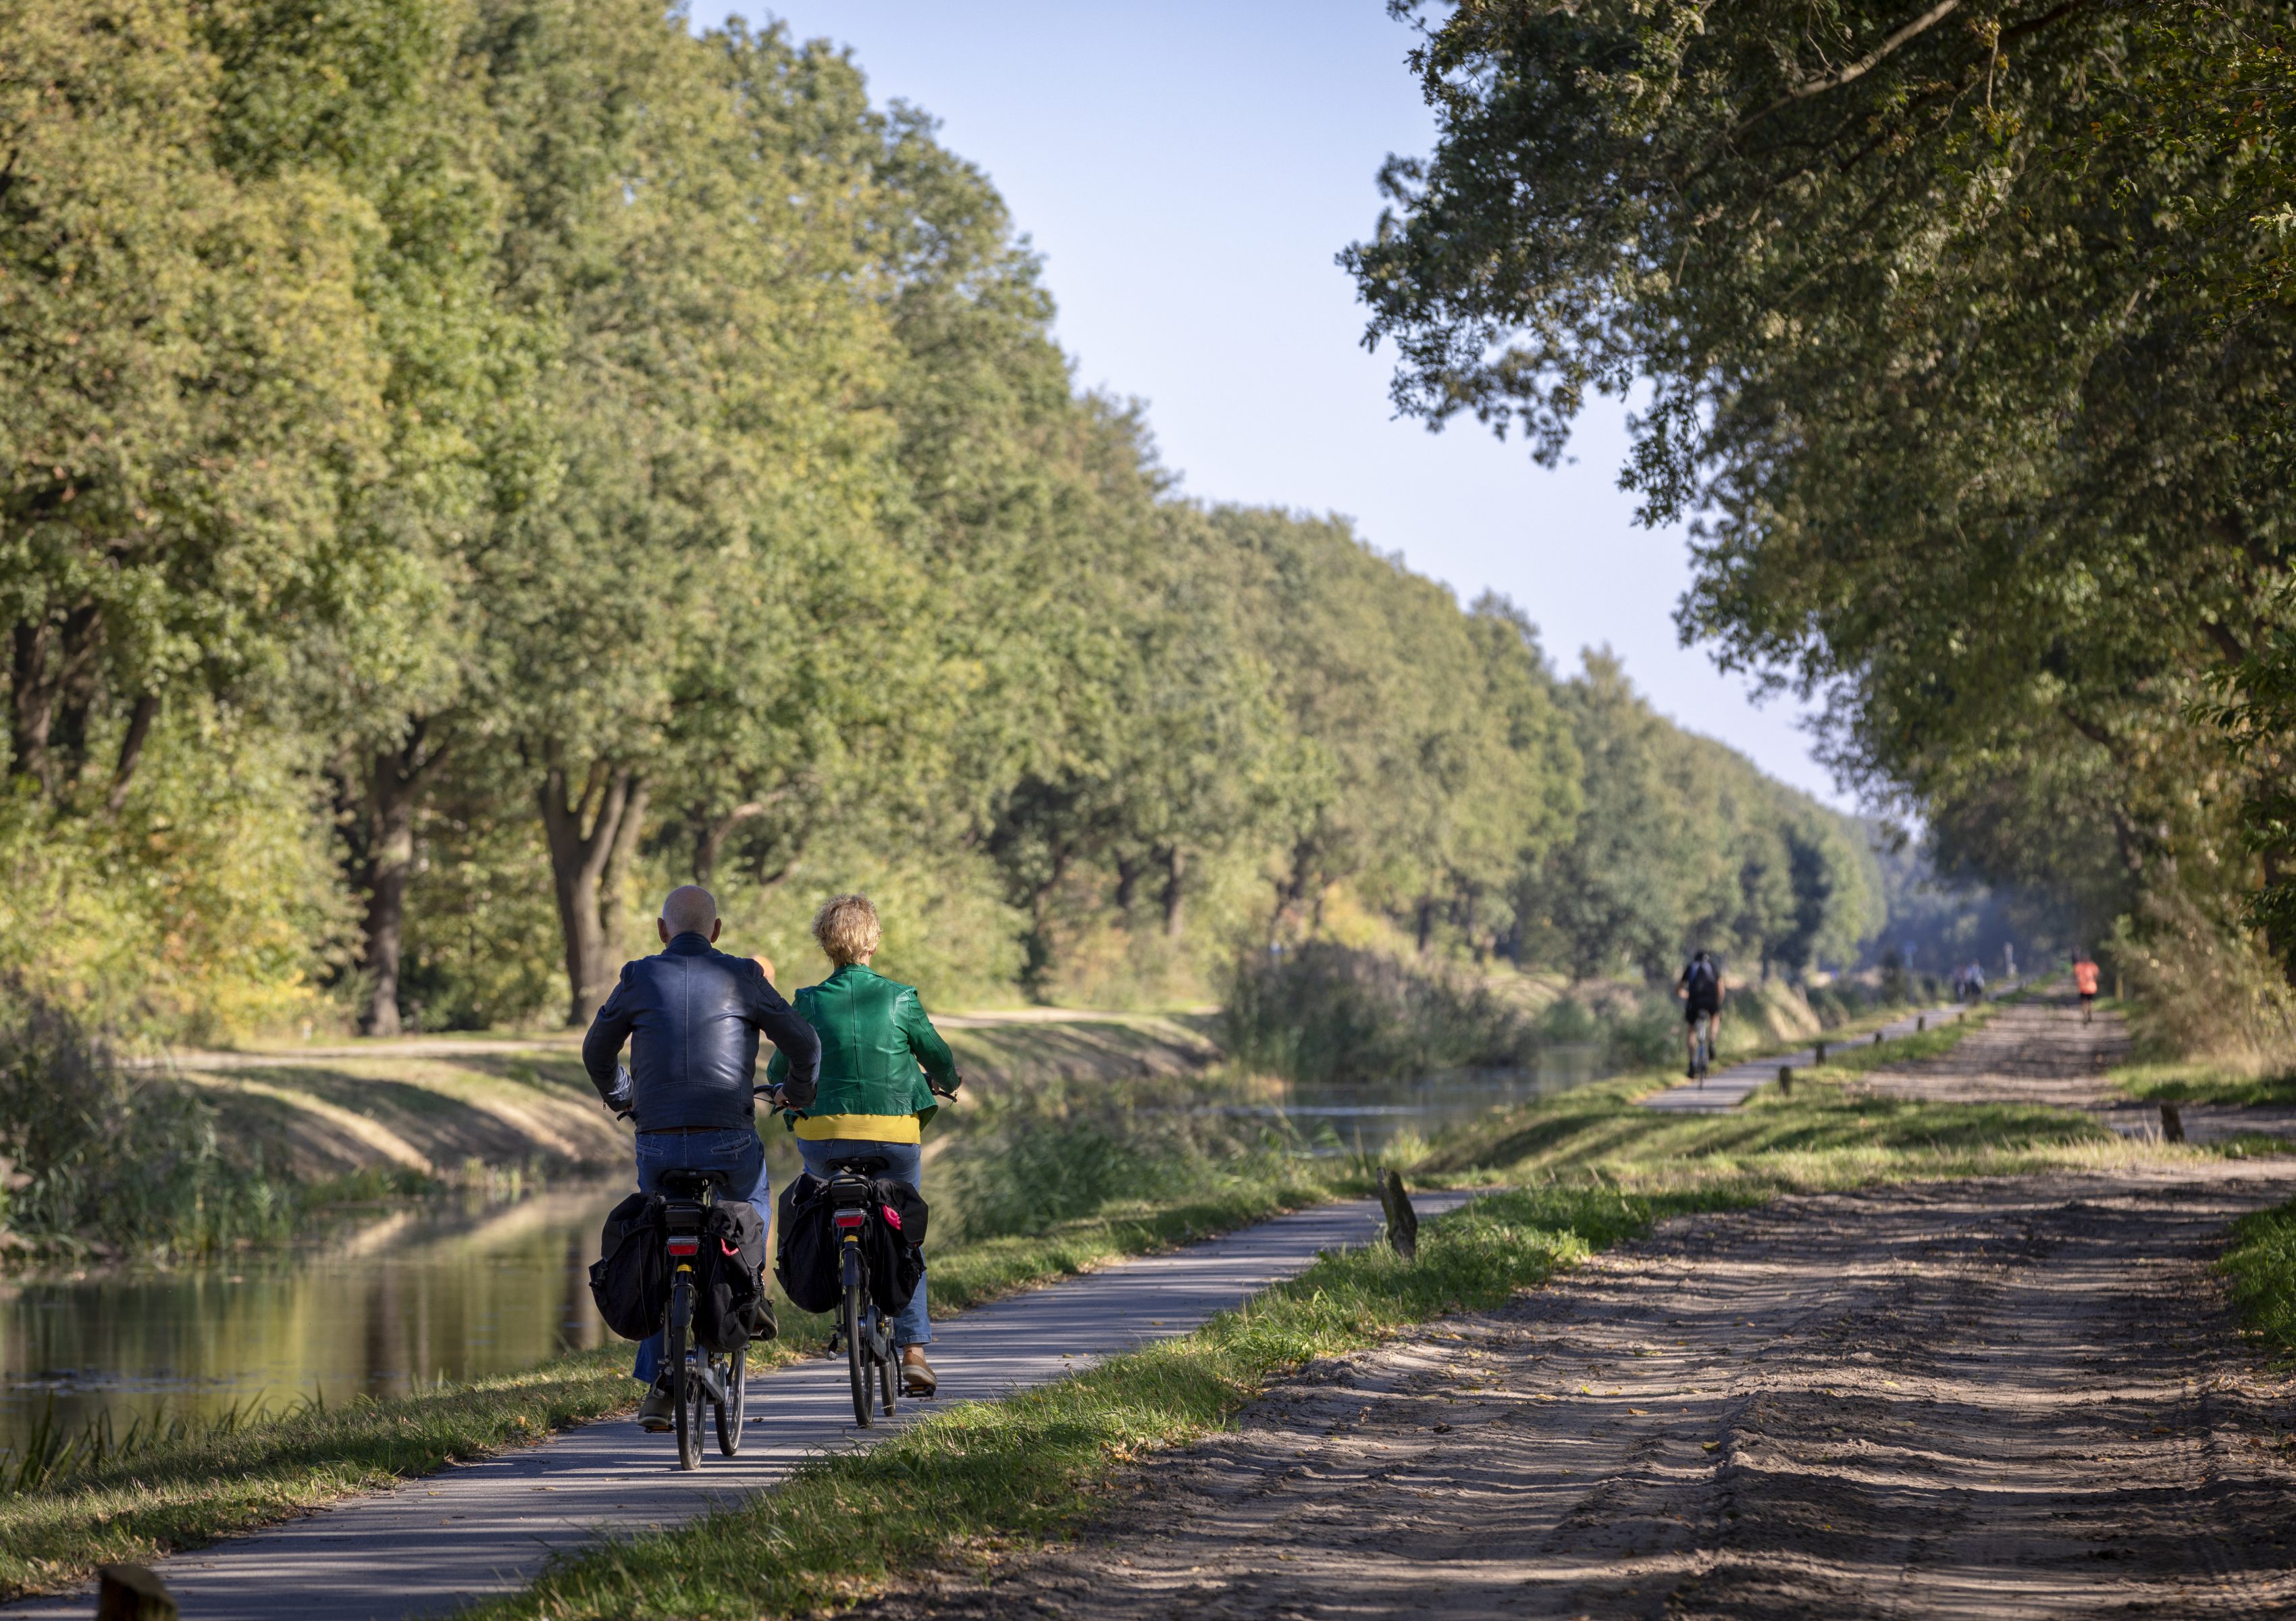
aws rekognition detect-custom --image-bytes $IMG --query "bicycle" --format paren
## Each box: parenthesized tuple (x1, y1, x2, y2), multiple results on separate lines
(821, 1154, 899, 1427)
(657, 1168, 747, 1470)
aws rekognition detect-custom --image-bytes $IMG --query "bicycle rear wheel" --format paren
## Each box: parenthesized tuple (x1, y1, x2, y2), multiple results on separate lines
(714, 1345, 746, 1456)
(845, 1254, 872, 1428)
(879, 1333, 897, 1418)
(670, 1278, 702, 1470)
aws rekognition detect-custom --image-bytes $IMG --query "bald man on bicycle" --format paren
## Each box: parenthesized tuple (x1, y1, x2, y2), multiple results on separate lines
(584, 884, 820, 1431)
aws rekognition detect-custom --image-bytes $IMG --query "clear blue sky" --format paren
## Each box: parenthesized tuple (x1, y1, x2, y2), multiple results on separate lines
(685, 0, 1850, 809)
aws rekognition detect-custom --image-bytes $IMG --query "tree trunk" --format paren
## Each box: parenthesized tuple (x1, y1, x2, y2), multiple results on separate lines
(538, 756, 648, 1026)
(1161, 846, 1187, 941)
(356, 724, 453, 1036)
(7, 605, 101, 793)
(105, 693, 159, 815)
(1115, 853, 1144, 915)
(1415, 895, 1436, 954)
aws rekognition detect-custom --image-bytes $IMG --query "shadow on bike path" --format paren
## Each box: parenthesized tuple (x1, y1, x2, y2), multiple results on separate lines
(0, 1191, 1473, 1621)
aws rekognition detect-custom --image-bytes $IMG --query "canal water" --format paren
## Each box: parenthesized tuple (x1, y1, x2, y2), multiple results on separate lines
(0, 1183, 623, 1464)
(0, 1059, 1604, 1465)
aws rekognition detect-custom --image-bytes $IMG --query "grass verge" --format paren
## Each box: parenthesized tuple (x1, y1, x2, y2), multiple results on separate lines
(2221, 1198, 2296, 1360)
(0, 1156, 1359, 1600)
(456, 1186, 1709, 1621)
(2112, 1057, 2296, 1108)
(1411, 1000, 2214, 1204)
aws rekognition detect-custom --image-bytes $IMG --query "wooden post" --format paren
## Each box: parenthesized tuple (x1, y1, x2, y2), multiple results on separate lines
(2160, 1104, 2185, 1144)
(1778, 1065, 1793, 1096)
(1916, 1014, 1925, 1032)
(1873, 1030, 1884, 1046)
(1814, 1041, 1827, 1065)
(1378, 1168, 1418, 1262)
(97, 1567, 176, 1621)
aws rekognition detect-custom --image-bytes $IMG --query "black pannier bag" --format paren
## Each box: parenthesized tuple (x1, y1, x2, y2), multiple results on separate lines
(775, 1173, 840, 1314)
(588, 1191, 668, 1341)
(863, 1178, 929, 1316)
(696, 1198, 772, 1354)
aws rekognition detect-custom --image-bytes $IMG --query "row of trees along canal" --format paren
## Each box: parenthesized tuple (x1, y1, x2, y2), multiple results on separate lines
(1, 0, 1886, 1050)
(1350, 0, 2296, 1054)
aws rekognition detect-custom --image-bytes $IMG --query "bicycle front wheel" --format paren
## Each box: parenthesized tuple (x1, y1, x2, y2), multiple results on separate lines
(844, 1251, 872, 1428)
(879, 1333, 897, 1418)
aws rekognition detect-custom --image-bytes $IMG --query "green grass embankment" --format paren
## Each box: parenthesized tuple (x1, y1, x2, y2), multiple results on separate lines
(0, 1152, 1355, 1601)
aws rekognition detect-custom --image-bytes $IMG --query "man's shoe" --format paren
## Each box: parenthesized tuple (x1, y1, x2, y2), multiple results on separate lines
(901, 1346, 938, 1399)
(637, 1376, 676, 1432)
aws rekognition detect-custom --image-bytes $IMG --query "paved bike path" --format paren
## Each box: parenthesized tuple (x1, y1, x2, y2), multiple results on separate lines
(1636, 1000, 1977, 1114)
(3, 1192, 1469, 1621)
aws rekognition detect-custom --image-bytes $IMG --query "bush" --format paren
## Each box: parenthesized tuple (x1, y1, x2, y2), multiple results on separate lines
(1220, 943, 1540, 1084)
(0, 985, 298, 1257)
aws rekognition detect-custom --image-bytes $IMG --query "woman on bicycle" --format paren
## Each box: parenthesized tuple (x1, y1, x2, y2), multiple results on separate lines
(764, 892, 958, 1397)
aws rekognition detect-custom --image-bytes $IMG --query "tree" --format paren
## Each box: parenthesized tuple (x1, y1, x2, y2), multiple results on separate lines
(1, 0, 387, 804)
(1347, 0, 2296, 990)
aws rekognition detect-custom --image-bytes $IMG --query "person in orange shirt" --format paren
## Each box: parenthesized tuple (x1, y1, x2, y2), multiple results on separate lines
(2072, 951, 2102, 1024)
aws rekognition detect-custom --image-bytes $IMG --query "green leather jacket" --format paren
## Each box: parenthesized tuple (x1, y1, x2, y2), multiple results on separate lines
(764, 963, 958, 1125)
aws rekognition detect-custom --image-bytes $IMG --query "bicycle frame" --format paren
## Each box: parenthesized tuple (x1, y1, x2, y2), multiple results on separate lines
(825, 1161, 897, 1426)
(658, 1170, 743, 1468)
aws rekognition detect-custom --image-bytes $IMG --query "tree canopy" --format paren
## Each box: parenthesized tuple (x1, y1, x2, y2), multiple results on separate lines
(1349, 0, 2296, 1035)
(0, 0, 1889, 1040)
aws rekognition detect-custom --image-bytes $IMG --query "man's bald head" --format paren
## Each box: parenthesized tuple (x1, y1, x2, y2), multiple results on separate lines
(660, 885, 718, 940)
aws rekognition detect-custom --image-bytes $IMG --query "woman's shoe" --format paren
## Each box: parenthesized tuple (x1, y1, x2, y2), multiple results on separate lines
(901, 1345, 938, 1398)
(637, 1376, 676, 1432)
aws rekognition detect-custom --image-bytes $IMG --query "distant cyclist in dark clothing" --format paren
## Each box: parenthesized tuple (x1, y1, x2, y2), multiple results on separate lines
(583, 884, 820, 1430)
(1676, 950, 1725, 1081)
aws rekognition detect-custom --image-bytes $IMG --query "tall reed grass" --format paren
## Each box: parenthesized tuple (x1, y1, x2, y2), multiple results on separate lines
(0, 984, 306, 1259)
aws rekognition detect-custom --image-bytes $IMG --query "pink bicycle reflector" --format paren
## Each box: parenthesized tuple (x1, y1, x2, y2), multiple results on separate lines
(880, 1206, 902, 1229)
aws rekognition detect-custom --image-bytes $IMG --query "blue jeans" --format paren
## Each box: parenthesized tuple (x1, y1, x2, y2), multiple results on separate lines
(798, 1137, 932, 1347)
(631, 1127, 769, 1386)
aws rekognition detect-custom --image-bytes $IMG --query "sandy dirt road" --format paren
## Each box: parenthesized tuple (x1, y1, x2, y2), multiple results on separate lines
(865, 1010, 2296, 1620)
(1856, 989, 2296, 1146)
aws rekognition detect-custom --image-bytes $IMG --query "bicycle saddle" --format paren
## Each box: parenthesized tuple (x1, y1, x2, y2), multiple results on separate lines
(824, 1154, 890, 1179)
(657, 1168, 732, 1200)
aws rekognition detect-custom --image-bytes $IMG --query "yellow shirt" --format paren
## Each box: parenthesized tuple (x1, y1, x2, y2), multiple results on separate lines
(791, 1111, 921, 1144)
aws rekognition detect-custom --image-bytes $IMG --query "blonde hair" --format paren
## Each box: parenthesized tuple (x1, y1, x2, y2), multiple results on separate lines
(811, 893, 883, 967)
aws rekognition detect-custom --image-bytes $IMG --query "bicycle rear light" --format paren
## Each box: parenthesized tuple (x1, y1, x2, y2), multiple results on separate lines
(667, 1237, 700, 1256)
(833, 1210, 867, 1230)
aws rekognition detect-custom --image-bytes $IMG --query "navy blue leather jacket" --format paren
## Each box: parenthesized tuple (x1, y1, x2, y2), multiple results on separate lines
(582, 934, 821, 1131)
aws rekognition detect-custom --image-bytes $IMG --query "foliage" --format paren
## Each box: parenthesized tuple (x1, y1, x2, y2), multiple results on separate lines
(1347, 0, 2296, 1037)
(1222, 942, 1542, 1083)
(0, 985, 300, 1256)
(0, 0, 1906, 1066)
